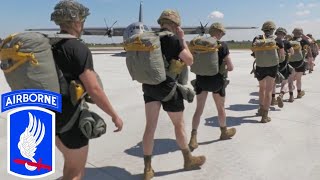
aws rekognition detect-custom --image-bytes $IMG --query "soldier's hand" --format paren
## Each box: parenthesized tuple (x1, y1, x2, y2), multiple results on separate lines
(176, 26, 185, 40)
(112, 115, 123, 132)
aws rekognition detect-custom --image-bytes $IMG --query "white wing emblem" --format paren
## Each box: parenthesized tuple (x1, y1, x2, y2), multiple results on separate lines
(17, 112, 45, 171)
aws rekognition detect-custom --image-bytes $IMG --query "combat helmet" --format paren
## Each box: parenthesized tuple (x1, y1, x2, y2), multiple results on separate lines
(208, 22, 226, 36)
(157, 9, 181, 26)
(261, 21, 276, 31)
(285, 34, 293, 41)
(275, 27, 287, 35)
(292, 28, 303, 35)
(51, 0, 90, 25)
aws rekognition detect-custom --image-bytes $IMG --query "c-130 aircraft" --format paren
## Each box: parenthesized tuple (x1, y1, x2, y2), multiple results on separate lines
(26, 1, 258, 41)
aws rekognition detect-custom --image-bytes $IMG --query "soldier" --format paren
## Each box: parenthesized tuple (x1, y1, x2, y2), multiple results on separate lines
(271, 27, 295, 105)
(288, 28, 312, 99)
(306, 33, 319, 73)
(51, 1, 123, 179)
(251, 21, 285, 123)
(141, 9, 205, 180)
(188, 22, 236, 152)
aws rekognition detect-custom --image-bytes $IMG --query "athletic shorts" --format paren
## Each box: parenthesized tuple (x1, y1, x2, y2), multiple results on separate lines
(255, 65, 278, 81)
(279, 61, 291, 80)
(56, 121, 89, 149)
(56, 98, 89, 149)
(143, 89, 184, 112)
(194, 74, 226, 97)
(289, 60, 305, 72)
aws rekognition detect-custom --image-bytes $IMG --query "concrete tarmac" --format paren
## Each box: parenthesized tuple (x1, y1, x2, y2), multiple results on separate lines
(0, 50, 319, 180)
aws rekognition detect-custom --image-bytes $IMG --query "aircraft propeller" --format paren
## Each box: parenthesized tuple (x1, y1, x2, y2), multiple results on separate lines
(103, 18, 118, 37)
(198, 21, 209, 36)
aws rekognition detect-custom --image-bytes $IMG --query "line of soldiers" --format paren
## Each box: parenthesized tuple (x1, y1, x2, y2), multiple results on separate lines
(14, 1, 317, 179)
(252, 21, 318, 123)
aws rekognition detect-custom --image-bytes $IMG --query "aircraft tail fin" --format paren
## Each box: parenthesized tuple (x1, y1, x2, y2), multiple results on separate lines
(139, 1, 143, 22)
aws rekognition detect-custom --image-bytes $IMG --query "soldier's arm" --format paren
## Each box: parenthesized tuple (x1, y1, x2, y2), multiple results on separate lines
(176, 27, 193, 66)
(80, 69, 123, 132)
(289, 47, 294, 56)
(224, 55, 233, 71)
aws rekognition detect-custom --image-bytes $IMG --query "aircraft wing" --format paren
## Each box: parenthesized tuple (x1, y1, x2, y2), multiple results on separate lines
(150, 27, 198, 34)
(26, 26, 257, 37)
(151, 26, 258, 35)
(83, 27, 125, 36)
(25, 28, 60, 32)
(25, 27, 126, 36)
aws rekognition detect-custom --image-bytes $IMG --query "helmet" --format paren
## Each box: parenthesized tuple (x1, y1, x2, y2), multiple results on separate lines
(275, 27, 287, 35)
(157, 9, 181, 26)
(209, 22, 226, 36)
(285, 34, 293, 41)
(306, 33, 312, 38)
(51, 0, 90, 25)
(261, 21, 276, 31)
(292, 28, 303, 35)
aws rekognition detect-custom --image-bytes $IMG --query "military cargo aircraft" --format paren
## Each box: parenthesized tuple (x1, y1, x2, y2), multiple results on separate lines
(26, 1, 258, 41)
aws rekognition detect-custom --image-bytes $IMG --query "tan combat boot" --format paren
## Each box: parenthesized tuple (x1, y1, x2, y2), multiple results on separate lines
(260, 109, 271, 123)
(256, 105, 263, 116)
(143, 155, 154, 180)
(271, 97, 277, 106)
(188, 129, 198, 152)
(181, 149, 206, 170)
(288, 95, 294, 102)
(220, 127, 236, 140)
(297, 91, 305, 98)
(277, 94, 284, 108)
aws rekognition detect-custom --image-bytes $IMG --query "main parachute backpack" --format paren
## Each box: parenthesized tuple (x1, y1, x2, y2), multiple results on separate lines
(310, 42, 319, 57)
(0, 32, 61, 93)
(189, 36, 220, 76)
(123, 31, 176, 85)
(289, 38, 305, 62)
(251, 35, 279, 67)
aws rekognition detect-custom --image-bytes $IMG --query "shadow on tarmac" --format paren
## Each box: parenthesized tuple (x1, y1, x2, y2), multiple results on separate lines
(249, 91, 259, 96)
(82, 165, 197, 180)
(226, 104, 259, 111)
(124, 138, 179, 158)
(204, 115, 260, 128)
(84, 166, 141, 180)
(111, 52, 126, 57)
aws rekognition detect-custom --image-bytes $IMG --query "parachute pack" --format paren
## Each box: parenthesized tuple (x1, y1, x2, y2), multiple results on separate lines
(289, 38, 305, 62)
(189, 36, 221, 76)
(0, 32, 102, 105)
(124, 31, 187, 85)
(0, 32, 106, 135)
(251, 35, 279, 67)
(124, 31, 194, 102)
(124, 31, 169, 85)
(0, 32, 63, 93)
(310, 42, 319, 57)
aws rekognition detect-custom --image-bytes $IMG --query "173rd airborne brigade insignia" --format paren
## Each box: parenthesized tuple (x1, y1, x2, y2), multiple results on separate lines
(1, 89, 61, 179)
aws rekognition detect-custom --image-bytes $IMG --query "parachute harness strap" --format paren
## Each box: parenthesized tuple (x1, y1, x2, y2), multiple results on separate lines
(189, 37, 220, 53)
(124, 36, 158, 52)
(0, 34, 38, 73)
(251, 35, 278, 51)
